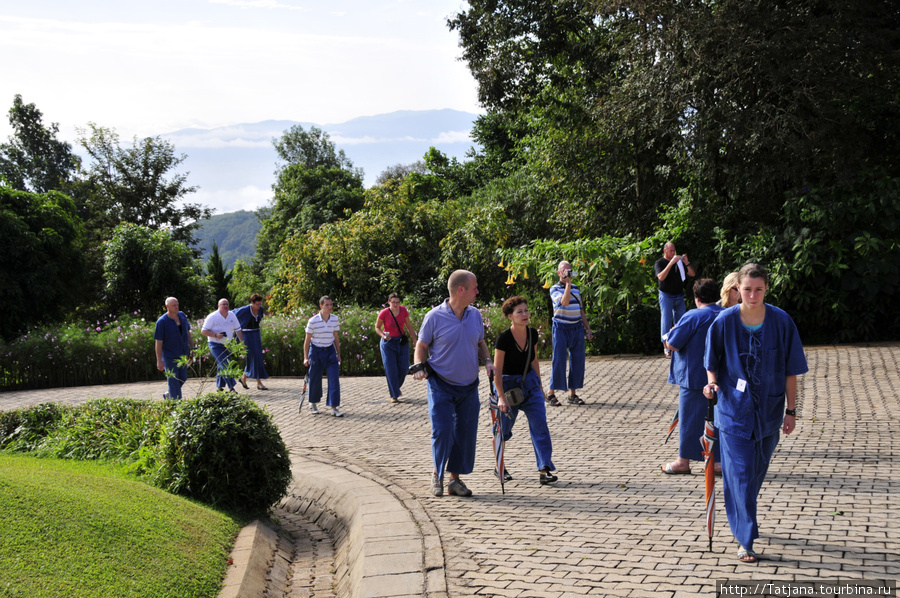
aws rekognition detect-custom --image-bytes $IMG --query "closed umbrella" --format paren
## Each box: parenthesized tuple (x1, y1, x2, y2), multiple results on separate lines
(488, 372, 506, 495)
(701, 390, 718, 551)
(298, 372, 309, 413)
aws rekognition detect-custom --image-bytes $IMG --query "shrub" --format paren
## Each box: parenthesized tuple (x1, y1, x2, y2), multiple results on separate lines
(154, 393, 292, 512)
(0, 402, 70, 452)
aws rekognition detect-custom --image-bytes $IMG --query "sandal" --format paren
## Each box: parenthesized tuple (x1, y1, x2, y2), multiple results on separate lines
(546, 393, 562, 407)
(737, 547, 758, 563)
(239, 375, 249, 389)
(257, 383, 268, 390)
(661, 463, 692, 475)
(567, 394, 585, 405)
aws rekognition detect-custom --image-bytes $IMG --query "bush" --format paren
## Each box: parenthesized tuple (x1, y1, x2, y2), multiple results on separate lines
(154, 393, 292, 511)
(0, 402, 70, 452)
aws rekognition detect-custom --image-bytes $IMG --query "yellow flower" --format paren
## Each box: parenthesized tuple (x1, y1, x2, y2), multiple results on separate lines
(497, 259, 505, 268)
(543, 280, 551, 289)
(638, 256, 647, 265)
(523, 269, 529, 279)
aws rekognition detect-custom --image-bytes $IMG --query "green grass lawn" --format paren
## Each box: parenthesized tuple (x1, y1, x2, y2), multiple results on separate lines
(0, 453, 243, 598)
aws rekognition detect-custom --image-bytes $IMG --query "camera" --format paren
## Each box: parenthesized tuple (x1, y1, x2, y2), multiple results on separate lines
(565, 269, 579, 278)
(408, 361, 434, 376)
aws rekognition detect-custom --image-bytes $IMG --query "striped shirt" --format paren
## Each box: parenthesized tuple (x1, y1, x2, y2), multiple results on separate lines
(550, 283, 584, 325)
(305, 313, 340, 347)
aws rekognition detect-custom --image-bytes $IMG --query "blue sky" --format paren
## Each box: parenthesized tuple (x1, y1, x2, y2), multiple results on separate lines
(0, 0, 480, 141)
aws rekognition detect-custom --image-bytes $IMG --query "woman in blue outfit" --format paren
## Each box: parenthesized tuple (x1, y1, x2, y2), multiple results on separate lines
(661, 278, 722, 474)
(704, 263, 808, 563)
(493, 296, 558, 486)
(374, 293, 418, 403)
(234, 293, 270, 390)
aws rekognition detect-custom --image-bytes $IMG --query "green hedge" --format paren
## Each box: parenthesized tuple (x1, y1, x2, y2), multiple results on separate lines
(0, 303, 556, 390)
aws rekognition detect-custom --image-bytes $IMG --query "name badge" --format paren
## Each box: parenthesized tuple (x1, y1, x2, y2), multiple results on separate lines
(736, 379, 747, 393)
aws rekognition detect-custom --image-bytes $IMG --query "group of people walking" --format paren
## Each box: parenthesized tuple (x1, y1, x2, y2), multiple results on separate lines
(153, 245, 807, 563)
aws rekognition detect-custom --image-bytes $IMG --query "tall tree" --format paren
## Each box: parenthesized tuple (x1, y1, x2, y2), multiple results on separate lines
(78, 124, 212, 247)
(255, 125, 365, 270)
(0, 95, 80, 193)
(450, 0, 900, 235)
(103, 222, 210, 318)
(0, 186, 85, 339)
(207, 241, 232, 305)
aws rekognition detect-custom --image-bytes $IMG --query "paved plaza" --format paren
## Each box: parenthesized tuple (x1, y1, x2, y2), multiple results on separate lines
(2, 344, 898, 597)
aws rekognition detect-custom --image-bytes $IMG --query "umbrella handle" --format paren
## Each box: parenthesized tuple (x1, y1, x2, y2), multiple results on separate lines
(708, 390, 717, 420)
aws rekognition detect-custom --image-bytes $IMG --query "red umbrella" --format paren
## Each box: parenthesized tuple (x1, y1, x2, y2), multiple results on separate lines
(701, 391, 718, 551)
(488, 372, 506, 495)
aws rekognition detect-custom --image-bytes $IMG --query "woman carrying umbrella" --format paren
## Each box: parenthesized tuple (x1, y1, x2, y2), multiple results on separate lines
(493, 296, 557, 486)
(703, 263, 808, 563)
(234, 293, 270, 390)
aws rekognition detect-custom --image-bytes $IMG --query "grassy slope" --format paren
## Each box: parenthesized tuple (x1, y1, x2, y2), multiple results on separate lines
(0, 453, 242, 598)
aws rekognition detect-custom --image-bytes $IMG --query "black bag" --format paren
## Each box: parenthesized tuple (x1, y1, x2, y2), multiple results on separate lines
(388, 309, 409, 345)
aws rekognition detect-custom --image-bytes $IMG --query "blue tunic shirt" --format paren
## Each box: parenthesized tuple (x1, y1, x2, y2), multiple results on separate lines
(419, 299, 484, 386)
(667, 304, 723, 389)
(704, 304, 808, 439)
(234, 304, 265, 331)
(153, 311, 191, 360)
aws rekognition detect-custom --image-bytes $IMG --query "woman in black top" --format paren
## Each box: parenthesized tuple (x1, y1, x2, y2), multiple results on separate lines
(494, 296, 558, 485)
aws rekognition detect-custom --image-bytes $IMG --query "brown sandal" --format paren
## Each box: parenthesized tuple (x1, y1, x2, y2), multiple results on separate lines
(546, 393, 562, 407)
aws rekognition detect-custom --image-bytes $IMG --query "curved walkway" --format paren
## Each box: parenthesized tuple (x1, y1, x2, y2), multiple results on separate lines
(2, 344, 899, 597)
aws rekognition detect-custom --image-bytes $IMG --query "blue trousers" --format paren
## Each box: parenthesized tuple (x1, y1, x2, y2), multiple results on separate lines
(242, 329, 269, 380)
(500, 370, 555, 472)
(208, 342, 236, 390)
(308, 344, 341, 407)
(380, 337, 409, 399)
(550, 321, 585, 392)
(719, 429, 780, 551)
(162, 354, 187, 400)
(658, 290, 686, 342)
(427, 375, 480, 480)
(678, 387, 720, 462)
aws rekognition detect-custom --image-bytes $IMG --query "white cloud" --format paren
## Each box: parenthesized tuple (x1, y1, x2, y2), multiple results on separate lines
(194, 185, 271, 214)
(432, 130, 473, 144)
(208, 0, 306, 10)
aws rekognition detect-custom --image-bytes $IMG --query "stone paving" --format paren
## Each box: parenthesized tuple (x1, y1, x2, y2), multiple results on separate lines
(2, 344, 898, 597)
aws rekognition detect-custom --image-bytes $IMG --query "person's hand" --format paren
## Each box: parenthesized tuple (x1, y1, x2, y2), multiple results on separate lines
(485, 362, 497, 376)
(498, 395, 510, 413)
(783, 414, 796, 435)
(156, 359, 165, 372)
(303, 358, 310, 368)
(585, 329, 594, 340)
(413, 369, 428, 381)
(670, 254, 682, 264)
(703, 383, 719, 399)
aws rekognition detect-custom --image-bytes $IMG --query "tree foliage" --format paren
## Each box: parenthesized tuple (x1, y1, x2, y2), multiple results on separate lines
(0, 95, 80, 194)
(206, 241, 232, 305)
(103, 223, 210, 319)
(78, 124, 211, 247)
(268, 178, 511, 311)
(256, 125, 365, 271)
(451, 0, 900, 235)
(0, 186, 85, 340)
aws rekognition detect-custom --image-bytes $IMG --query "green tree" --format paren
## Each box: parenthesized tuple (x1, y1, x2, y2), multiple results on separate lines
(78, 124, 212, 248)
(228, 259, 265, 307)
(0, 186, 86, 340)
(0, 95, 80, 193)
(206, 241, 232, 305)
(450, 0, 900, 235)
(103, 223, 211, 318)
(255, 125, 365, 271)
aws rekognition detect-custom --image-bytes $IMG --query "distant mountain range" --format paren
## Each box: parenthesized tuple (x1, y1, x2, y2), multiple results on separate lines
(183, 108, 481, 265)
(163, 108, 481, 216)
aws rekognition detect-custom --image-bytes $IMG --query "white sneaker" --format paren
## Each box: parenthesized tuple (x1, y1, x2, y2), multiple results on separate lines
(309, 403, 319, 415)
(331, 407, 344, 417)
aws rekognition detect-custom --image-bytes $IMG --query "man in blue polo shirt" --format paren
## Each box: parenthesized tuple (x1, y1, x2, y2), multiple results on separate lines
(413, 270, 495, 498)
(154, 296, 193, 400)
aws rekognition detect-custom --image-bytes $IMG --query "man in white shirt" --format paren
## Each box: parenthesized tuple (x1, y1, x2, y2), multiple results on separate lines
(303, 296, 343, 417)
(201, 298, 244, 391)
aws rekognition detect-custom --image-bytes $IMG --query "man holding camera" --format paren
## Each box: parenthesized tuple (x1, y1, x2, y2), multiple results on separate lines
(412, 270, 495, 498)
(548, 261, 593, 406)
(655, 242, 695, 357)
